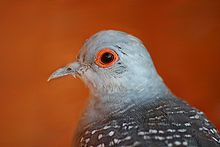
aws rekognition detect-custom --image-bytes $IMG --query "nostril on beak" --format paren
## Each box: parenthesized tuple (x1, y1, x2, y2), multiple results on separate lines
(66, 67, 72, 71)
(48, 61, 81, 81)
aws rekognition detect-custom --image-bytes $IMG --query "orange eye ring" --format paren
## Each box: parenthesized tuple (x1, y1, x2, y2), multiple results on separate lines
(95, 48, 119, 68)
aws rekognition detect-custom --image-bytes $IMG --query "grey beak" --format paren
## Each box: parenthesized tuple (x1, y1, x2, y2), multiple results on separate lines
(48, 61, 81, 81)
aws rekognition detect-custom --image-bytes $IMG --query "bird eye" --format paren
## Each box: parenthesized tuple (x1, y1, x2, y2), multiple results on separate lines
(95, 48, 119, 68)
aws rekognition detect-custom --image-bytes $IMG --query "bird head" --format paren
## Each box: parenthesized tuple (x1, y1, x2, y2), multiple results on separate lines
(48, 30, 166, 98)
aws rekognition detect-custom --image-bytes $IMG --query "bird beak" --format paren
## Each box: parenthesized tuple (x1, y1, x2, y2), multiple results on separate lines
(47, 61, 81, 81)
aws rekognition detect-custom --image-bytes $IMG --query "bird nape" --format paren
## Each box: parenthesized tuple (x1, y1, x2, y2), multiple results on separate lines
(48, 30, 220, 147)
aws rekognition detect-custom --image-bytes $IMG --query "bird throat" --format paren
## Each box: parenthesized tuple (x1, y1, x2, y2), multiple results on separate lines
(78, 78, 171, 129)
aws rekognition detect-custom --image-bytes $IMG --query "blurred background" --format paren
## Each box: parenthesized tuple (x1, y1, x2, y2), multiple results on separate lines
(0, 0, 219, 147)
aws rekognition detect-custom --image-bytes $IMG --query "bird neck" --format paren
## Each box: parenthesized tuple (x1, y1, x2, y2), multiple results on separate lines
(79, 76, 172, 129)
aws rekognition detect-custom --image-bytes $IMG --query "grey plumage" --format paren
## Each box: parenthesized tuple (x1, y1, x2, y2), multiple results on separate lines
(48, 30, 220, 147)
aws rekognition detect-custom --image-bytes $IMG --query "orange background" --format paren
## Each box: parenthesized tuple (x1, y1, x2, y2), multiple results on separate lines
(0, 1, 219, 147)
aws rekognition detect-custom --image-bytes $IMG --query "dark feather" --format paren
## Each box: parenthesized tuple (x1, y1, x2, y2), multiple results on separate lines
(75, 96, 220, 147)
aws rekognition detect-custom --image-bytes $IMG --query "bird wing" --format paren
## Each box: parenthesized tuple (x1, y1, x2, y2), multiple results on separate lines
(75, 97, 220, 147)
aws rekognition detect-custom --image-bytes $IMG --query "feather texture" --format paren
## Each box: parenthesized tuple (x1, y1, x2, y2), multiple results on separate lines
(75, 96, 220, 147)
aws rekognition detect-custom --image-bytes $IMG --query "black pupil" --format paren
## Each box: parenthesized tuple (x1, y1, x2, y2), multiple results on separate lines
(101, 52, 114, 64)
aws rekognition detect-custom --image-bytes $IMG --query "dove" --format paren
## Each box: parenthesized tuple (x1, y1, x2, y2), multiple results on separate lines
(48, 30, 220, 147)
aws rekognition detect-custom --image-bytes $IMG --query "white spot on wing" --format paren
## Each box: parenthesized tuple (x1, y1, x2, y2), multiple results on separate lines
(85, 138, 90, 143)
(149, 129, 157, 134)
(173, 134, 181, 138)
(91, 130, 97, 134)
(167, 129, 176, 133)
(183, 141, 188, 146)
(138, 131, 146, 135)
(97, 143, 105, 147)
(103, 126, 111, 129)
(174, 141, 181, 145)
(98, 134, 103, 140)
(178, 129, 187, 133)
(109, 131, 115, 136)
(184, 134, 192, 138)
(154, 136, 165, 140)
(159, 130, 164, 134)
(184, 123, 191, 127)
(113, 138, 120, 144)
(166, 136, 173, 139)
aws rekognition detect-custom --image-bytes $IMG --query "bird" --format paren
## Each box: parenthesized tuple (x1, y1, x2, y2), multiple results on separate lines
(48, 30, 220, 147)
